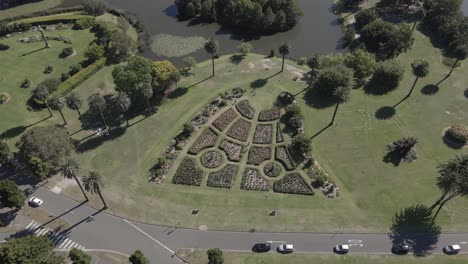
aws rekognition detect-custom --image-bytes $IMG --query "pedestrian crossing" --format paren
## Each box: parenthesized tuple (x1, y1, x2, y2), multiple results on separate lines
(25, 220, 85, 250)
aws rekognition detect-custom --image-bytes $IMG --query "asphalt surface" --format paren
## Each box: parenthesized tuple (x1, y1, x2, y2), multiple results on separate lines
(3, 185, 468, 263)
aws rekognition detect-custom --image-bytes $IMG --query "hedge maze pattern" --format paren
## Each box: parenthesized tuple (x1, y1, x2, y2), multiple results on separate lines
(213, 108, 238, 131)
(172, 157, 204, 186)
(207, 164, 239, 189)
(219, 139, 243, 162)
(236, 100, 255, 119)
(188, 128, 218, 154)
(227, 118, 252, 142)
(273, 173, 314, 195)
(241, 168, 269, 191)
(253, 124, 273, 144)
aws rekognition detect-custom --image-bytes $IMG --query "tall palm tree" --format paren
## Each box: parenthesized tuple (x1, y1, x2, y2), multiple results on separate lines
(113, 92, 131, 126)
(278, 42, 291, 72)
(330, 86, 351, 125)
(31, 85, 52, 116)
(409, 60, 429, 97)
(139, 83, 153, 115)
(66, 92, 87, 129)
(204, 39, 219, 76)
(448, 44, 468, 76)
(88, 94, 108, 129)
(47, 95, 67, 125)
(56, 157, 88, 201)
(83, 171, 107, 209)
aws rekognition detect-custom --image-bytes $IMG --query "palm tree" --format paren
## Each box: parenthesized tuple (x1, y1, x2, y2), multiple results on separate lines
(88, 94, 108, 129)
(138, 83, 153, 115)
(83, 171, 107, 209)
(448, 44, 468, 76)
(278, 42, 291, 72)
(113, 92, 131, 126)
(31, 85, 52, 116)
(204, 39, 219, 76)
(47, 95, 67, 125)
(56, 157, 88, 201)
(66, 92, 87, 129)
(330, 86, 351, 125)
(409, 60, 429, 97)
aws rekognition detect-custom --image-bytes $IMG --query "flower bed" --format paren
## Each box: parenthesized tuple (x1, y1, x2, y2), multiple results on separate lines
(247, 146, 271, 165)
(235, 99, 255, 119)
(275, 146, 296, 171)
(172, 157, 204, 186)
(226, 118, 252, 142)
(188, 128, 218, 155)
(219, 139, 243, 162)
(212, 108, 239, 131)
(263, 162, 282, 177)
(200, 150, 223, 168)
(273, 173, 314, 195)
(258, 107, 281, 121)
(253, 124, 273, 144)
(207, 164, 239, 188)
(241, 168, 269, 191)
(276, 123, 284, 143)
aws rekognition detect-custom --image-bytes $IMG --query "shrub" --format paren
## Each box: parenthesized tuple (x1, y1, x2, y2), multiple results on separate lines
(74, 17, 96, 29)
(275, 146, 296, 171)
(297, 57, 307, 65)
(344, 27, 355, 47)
(247, 146, 271, 165)
(273, 173, 314, 195)
(207, 164, 239, 188)
(237, 42, 252, 55)
(61, 73, 71, 82)
(82, 0, 107, 15)
(172, 157, 204, 186)
(226, 118, 252, 142)
(290, 135, 312, 162)
(207, 248, 224, 264)
(276, 123, 284, 143)
(258, 107, 280, 121)
(241, 168, 268, 191)
(20, 79, 32, 88)
(69, 248, 91, 264)
(55, 58, 106, 95)
(188, 128, 218, 155)
(84, 43, 105, 63)
(129, 250, 149, 264)
(219, 140, 243, 162)
(253, 124, 273, 144)
(235, 100, 255, 119)
(344, 49, 377, 81)
(0, 140, 10, 165)
(0, 92, 11, 104)
(201, 150, 223, 169)
(447, 124, 468, 143)
(314, 65, 354, 98)
(180, 122, 195, 139)
(355, 8, 378, 30)
(264, 162, 282, 177)
(212, 108, 238, 131)
(43, 65, 54, 74)
(368, 60, 404, 94)
(313, 170, 328, 188)
(69, 63, 82, 76)
(0, 43, 10, 50)
(0, 180, 25, 208)
(60, 47, 74, 58)
(277, 91, 295, 106)
(39, 78, 61, 92)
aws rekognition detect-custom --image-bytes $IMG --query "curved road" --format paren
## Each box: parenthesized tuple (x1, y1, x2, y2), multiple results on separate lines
(4, 187, 468, 263)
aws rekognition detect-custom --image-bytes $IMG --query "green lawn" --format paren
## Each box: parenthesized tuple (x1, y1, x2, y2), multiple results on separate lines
(0, 0, 63, 20)
(178, 251, 468, 264)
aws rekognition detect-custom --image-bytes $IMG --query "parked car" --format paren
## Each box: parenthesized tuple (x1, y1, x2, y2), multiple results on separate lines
(443, 244, 461, 254)
(28, 197, 43, 207)
(253, 243, 271, 252)
(334, 244, 350, 254)
(392, 244, 410, 254)
(277, 244, 294, 253)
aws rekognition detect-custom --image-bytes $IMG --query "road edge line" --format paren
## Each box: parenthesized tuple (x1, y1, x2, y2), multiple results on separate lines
(123, 219, 175, 254)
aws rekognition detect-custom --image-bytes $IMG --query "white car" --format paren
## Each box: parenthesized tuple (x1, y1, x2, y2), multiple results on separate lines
(277, 244, 294, 253)
(443, 244, 461, 254)
(335, 244, 350, 254)
(28, 197, 43, 207)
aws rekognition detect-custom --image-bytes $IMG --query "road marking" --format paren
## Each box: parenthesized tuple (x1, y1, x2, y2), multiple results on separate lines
(59, 238, 70, 248)
(266, 241, 286, 244)
(26, 221, 35, 229)
(348, 240, 362, 243)
(67, 242, 76, 249)
(460, 242, 468, 244)
(123, 219, 175, 254)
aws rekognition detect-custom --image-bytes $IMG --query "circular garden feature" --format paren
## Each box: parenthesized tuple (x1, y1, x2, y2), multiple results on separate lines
(264, 162, 282, 177)
(201, 150, 223, 168)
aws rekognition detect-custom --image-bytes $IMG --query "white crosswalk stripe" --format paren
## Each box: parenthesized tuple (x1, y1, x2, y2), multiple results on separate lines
(23, 221, 86, 251)
(66, 242, 76, 249)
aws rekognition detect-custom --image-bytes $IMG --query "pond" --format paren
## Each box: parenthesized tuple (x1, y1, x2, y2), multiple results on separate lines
(106, 0, 343, 64)
(463, 0, 468, 16)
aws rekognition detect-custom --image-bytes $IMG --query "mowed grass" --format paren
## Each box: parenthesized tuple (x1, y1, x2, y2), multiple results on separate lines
(179, 251, 468, 264)
(0, 0, 63, 20)
(0, 28, 95, 145)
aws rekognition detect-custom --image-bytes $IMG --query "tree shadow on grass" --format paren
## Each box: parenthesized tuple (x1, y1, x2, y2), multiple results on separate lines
(250, 78, 268, 89)
(421, 84, 439, 96)
(375, 106, 396, 120)
(229, 54, 245, 64)
(383, 150, 405, 167)
(75, 126, 126, 153)
(389, 204, 441, 257)
(167, 87, 188, 99)
(464, 88, 468, 99)
(303, 87, 335, 109)
(442, 133, 466, 150)
(0, 208, 20, 227)
(364, 80, 398, 96)
(0, 126, 27, 140)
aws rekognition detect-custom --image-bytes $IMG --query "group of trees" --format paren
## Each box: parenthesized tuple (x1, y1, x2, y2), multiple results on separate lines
(175, 0, 303, 34)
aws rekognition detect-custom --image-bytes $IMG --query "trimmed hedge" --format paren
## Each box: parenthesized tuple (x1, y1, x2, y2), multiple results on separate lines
(54, 57, 106, 96)
(13, 12, 92, 25)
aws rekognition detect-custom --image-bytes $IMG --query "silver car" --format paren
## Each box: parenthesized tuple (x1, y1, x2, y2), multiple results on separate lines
(443, 244, 461, 254)
(28, 197, 43, 207)
(277, 244, 294, 253)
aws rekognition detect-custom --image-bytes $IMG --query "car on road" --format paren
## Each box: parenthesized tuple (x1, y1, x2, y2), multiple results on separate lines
(392, 244, 410, 254)
(277, 244, 294, 253)
(334, 244, 350, 254)
(443, 244, 461, 254)
(28, 197, 43, 207)
(252, 243, 271, 252)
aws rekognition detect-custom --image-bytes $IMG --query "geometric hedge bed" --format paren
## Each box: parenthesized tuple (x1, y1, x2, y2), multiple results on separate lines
(172, 99, 314, 195)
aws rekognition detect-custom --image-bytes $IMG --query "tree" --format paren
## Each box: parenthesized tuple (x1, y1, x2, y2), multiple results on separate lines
(369, 60, 405, 93)
(69, 248, 91, 264)
(183, 56, 197, 70)
(113, 92, 131, 127)
(153, 60, 181, 90)
(290, 135, 312, 162)
(129, 250, 149, 264)
(355, 8, 378, 30)
(84, 43, 105, 63)
(82, 0, 107, 15)
(237, 42, 253, 55)
(205, 39, 219, 76)
(0, 180, 26, 208)
(314, 65, 354, 98)
(109, 30, 135, 63)
(29, 156, 50, 180)
(207, 248, 224, 264)
(409, 60, 429, 97)
(344, 49, 377, 81)
(330, 85, 351, 125)
(0, 235, 53, 264)
(88, 94, 108, 129)
(138, 83, 153, 115)
(31, 85, 52, 116)
(47, 95, 67, 125)
(448, 44, 468, 76)
(66, 92, 87, 129)
(16, 125, 73, 167)
(0, 140, 10, 165)
(56, 157, 88, 201)
(112, 56, 154, 95)
(44, 254, 67, 264)
(83, 171, 107, 209)
(278, 41, 291, 72)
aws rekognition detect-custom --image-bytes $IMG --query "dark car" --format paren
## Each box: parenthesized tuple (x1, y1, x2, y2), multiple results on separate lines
(253, 243, 271, 252)
(392, 244, 410, 254)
